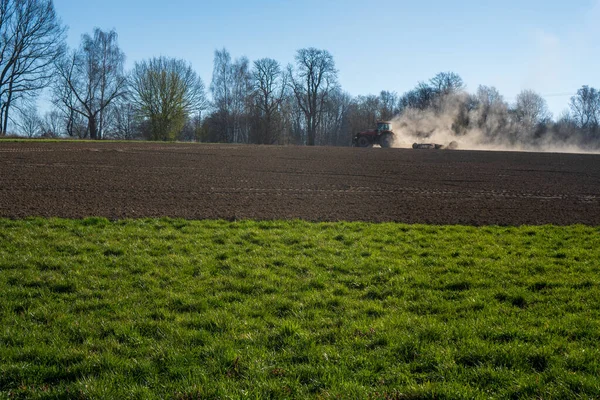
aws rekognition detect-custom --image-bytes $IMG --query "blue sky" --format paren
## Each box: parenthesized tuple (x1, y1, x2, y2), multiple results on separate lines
(53, 0, 599, 117)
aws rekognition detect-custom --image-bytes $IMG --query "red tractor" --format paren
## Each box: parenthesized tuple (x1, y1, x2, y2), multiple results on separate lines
(353, 121, 394, 148)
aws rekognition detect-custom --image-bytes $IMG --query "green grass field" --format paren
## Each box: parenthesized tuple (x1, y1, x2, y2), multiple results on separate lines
(1, 219, 599, 399)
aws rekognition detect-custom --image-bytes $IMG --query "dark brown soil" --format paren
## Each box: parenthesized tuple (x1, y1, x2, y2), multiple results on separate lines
(1, 142, 598, 225)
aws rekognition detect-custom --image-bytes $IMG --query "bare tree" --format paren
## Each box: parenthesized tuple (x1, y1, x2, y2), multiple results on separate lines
(379, 90, 398, 121)
(209, 48, 233, 142)
(231, 56, 251, 143)
(399, 82, 437, 111)
(54, 76, 83, 137)
(513, 90, 551, 140)
(178, 114, 203, 142)
(208, 49, 252, 143)
(355, 95, 381, 128)
(16, 104, 41, 137)
(319, 89, 351, 146)
(250, 58, 287, 144)
(65, 109, 87, 138)
(570, 86, 600, 141)
(0, 0, 66, 135)
(40, 109, 63, 137)
(399, 72, 465, 114)
(279, 91, 304, 145)
(53, 28, 127, 139)
(106, 101, 139, 140)
(552, 110, 579, 143)
(514, 90, 551, 125)
(474, 85, 509, 139)
(476, 85, 504, 108)
(131, 56, 207, 141)
(429, 72, 465, 96)
(288, 48, 338, 146)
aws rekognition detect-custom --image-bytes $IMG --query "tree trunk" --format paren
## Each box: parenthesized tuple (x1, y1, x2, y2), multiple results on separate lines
(98, 109, 104, 140)
(66, 110, 74, 137)
(0, 104, 5, 136)
(88, 117, 98, 140)
(2, 79, 14, 135)
(2, 100, 10, 135)
(307, 116, 316, 146)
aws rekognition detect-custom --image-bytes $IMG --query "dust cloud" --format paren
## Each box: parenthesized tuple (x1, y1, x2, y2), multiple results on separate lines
(390, 93, 598, 154)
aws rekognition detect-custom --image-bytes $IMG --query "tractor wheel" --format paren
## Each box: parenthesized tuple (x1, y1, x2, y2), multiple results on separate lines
(380, 134, 393, 148)
(356, 135, 372, 148)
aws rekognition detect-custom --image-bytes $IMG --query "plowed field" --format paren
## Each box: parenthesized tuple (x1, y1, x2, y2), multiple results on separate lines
(1, 142, 598, 225)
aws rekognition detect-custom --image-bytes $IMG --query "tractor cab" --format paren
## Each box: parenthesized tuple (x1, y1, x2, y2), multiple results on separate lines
(377, 121, 392, 133)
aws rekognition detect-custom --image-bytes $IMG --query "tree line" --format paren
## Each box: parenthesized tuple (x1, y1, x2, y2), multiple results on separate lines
(1, 0, 599, 148)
